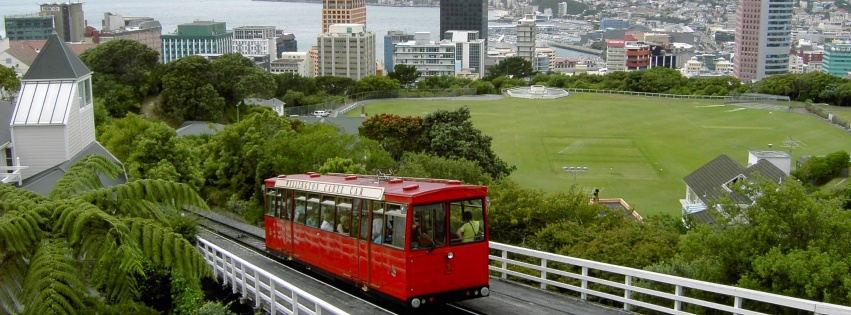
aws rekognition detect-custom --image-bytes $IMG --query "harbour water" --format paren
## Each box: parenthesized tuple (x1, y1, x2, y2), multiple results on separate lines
(0, 0, 597, 61)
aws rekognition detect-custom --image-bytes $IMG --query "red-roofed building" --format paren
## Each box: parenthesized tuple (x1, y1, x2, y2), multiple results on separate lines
(0, 40, 97, 77)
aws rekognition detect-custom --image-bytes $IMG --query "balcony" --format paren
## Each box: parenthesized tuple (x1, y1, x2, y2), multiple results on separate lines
(0, 165, 29, 186)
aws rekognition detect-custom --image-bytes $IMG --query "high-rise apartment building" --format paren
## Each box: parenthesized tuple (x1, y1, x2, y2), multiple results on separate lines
(445, 30, 485, 78)
(4, 13, 54, 41)
(516, 14, 536, 64)
(733, 0, 793, 82)
(316, 24, 375, 80)
(161, 21, 233, 63)
(821, 42, 851, 77)
(233, 26, 277, 61)
(39, 2, 85, 42)
(606, 40, 626, 71)
(440, 0, 488, 42)
(321, 0, 366, 33)
(557, 2, 568, 17)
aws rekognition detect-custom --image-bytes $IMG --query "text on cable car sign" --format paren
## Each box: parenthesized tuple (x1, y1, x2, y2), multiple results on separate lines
(276, 179, 385, 199)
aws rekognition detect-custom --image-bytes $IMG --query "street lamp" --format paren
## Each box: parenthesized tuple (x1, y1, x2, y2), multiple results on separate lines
(563, 166, 588, 184)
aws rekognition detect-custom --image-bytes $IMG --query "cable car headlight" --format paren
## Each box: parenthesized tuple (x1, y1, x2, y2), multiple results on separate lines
(447, 252, 454, 260)
(481, 287, 490, 296)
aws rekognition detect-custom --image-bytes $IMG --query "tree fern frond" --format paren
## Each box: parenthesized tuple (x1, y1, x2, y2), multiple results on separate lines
(49, 155, 122, 200)
(21, 239, 87, 315)
(0, 185, 44, 214)
(80, 179, 209, 213)
(0, 255, 27, 314)
(125, 218, 210, 285)
(0, 209, 44, 254)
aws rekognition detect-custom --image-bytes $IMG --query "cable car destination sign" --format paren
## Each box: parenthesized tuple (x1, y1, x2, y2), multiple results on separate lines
(276, 178, 385, 200)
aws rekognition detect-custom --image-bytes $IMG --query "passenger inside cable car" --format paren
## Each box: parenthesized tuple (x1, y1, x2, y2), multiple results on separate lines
(337, 214, 350, 235)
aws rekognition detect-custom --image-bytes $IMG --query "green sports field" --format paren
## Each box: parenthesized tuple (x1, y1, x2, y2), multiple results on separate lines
(348, 93, 851, 216)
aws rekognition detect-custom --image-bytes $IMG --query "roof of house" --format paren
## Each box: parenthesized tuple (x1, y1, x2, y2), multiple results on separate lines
(22, 34, 92, 80)
(683, 154, 787, 210)
(21, 141, 127, 196)
(244, 98, 285, 108)
(176, 121, 225, 137)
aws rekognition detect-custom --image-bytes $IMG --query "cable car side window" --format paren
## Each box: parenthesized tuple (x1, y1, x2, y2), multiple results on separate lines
(371, 201, 387, 244)
(265, 188, 279, 217)
(336, 197, 352, 236)
(450, 198, 485, 245)
(307, 194, 322, 228)
(355, 198, 370, 241)
(294, 192, 308, 224)
(411, 203, 446, 250)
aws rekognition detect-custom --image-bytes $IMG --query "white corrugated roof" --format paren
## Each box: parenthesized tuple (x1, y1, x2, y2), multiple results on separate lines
(12, 81, 75, 125)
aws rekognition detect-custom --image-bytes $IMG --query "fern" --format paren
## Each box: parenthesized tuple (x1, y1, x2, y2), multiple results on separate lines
(21, 239, 87, 315)
(0, 255, 26, 314)
(125, 219, 209, 286)
(0, 210, 43, 254)
(49, 155, 122, 200)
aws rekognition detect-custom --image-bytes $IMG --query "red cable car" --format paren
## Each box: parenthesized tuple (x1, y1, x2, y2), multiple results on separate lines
(263, 173, 490, 308)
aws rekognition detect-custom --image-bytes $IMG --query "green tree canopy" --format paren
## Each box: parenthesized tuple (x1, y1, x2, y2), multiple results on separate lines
(0, 65, 20, 99)
(487, 56, 535, 79)
(423, 106, 516, 179)
(395, 152, 493, 185)
(359, 113, 427, 160)
(0, 155, 210, 314)
(348, 75, 401, 97)
(79, 39, 160, 117)
(160, 56, 226, 122)
(315, 76, 355, 95)
(99, 114, 205, 190)
(388, 64, 420, 87)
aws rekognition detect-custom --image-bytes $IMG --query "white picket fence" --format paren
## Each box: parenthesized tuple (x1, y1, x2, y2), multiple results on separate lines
(196, 237, 350, 315)
(489, 242, 851, 315)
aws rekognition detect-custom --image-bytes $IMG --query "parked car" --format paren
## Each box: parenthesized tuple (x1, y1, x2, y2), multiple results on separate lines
(313, 110, 330, 117)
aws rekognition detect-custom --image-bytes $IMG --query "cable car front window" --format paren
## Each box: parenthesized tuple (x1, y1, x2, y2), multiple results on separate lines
(411, 203, 446, 251)
(450, 198, 485, 245)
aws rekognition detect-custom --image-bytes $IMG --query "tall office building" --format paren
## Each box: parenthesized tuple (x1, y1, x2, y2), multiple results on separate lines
(321, 0, 366, 33)
(446, 30, 485, 78)
(821, 42, 851, 77)
(316, 24, 375, 80)
(39, 2, 85, 42)
(557, 2, 568, 18)
(161, 21, 233, 63)
(516, 14, 536, 64)
(732, 0, 793, 82)
(440, 0, 487, 42)
(394, 32, 456, 78)
(233, 26, 277, 61)
(4, 13, 54, 41)
(384, 30, 415, 72)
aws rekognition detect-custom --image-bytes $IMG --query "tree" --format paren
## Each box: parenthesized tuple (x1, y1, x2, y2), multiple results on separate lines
(315, 76, 355, 95)
(0, 65, 20, 99)
(423, 106, 516, 179)
(388, 64, 420, 87)
(79, 40, 160, 117)
(274, 73, 318, 99)
(487, 56, 535, 79)
(317, 157, 369, 175)
(348, 75, 401, 97)
(160, 56, 226, 122)
(395, 152, 493, 185)
(211, 54, 275, 110)
(359, 113, 428, 160)
(0, 155, 210, 314)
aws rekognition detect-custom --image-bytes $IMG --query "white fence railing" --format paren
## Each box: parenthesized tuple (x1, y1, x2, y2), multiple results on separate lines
(489, 242, 851, 315)
(196, 237, 350, 315)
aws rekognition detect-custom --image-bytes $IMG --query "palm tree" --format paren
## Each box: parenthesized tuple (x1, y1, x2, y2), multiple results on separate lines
(0, 155, 211, 314)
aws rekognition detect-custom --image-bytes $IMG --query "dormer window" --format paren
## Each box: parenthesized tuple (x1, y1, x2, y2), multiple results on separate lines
(723, 174, 746, 192)
(78, 77, 92, 108)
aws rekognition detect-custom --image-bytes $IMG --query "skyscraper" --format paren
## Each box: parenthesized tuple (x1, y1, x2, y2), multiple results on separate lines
(440, 0, 487, 42)
(39, 2, 85, 42)
(732, 0, 793, 82)
(516, 15, 536, 64)
(321, 0, 366, 33)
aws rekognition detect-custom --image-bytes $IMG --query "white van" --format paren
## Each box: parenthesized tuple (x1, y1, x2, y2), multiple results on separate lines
(313, 110, 330, 117)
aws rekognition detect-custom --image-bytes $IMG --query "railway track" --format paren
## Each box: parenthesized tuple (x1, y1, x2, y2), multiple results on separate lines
(186, 209, 485, 315)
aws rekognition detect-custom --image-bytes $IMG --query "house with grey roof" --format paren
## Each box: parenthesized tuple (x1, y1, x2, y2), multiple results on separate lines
(244, 97, 285, 116)
(680, 154, 786, 224)
(1, 34, 125, 195)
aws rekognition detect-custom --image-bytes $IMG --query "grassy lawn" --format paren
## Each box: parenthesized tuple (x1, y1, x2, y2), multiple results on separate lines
(348, 93, 851, 216)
